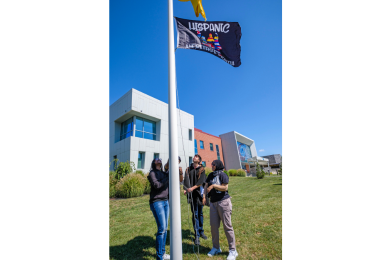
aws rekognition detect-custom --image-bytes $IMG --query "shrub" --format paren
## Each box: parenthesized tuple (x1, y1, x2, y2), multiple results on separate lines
(256, 171, 265, 179)
(113, 160, 136, 180)
(144, 176, 151, 194)
(204, 167, 213, 176)
(223, 170, 229, 176)
(115, 173, 146, 198)
(109, 172, 118, 197)
(236, 169, 246, 177)
(109, 172, 118, 198)
(228, 169, 237, 176)
(135, 170, 144, 176)
(256, 163, 265, 179)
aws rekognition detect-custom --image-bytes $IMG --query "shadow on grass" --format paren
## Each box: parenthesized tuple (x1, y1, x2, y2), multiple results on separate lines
(109, 236, 156, 260)
(110, 230, 212, 260)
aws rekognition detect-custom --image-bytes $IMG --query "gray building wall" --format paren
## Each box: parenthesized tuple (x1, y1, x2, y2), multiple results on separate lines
(219, 131, 241, 171)
(110, 88, 194, 173)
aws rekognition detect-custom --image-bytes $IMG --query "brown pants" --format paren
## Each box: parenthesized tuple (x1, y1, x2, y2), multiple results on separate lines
(210, 197, 236, 251)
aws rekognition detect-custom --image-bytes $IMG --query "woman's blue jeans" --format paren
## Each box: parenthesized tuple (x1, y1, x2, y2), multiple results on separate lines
(150, 200, 170, 260)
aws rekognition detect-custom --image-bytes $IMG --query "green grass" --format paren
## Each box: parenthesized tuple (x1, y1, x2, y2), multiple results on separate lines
(110, 176, 282, 260)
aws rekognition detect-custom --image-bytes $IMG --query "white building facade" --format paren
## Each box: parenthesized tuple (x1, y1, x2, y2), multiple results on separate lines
(219, 131, 269, 175)
(110, 89, 195, 173)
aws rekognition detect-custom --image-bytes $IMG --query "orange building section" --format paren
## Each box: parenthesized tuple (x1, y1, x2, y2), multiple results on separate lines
(194, 128, 224, 168)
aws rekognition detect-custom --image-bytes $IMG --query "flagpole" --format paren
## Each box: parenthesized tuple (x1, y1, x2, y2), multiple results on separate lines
(168, 0, 183, 259)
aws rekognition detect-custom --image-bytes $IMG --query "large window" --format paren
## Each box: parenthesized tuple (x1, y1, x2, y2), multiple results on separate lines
(210, 143, 214, 151)
(120, 118, 133, 141)
(154, 153, 160, 159)
(189, 129, 192, 141)
(237, 141, 252, 162)
(138, 152, 145, 169)
(135, 117, 157, 140)
(189, 157, 193, 166)
(194, 139, 198, 154)
(216, 145, 220, 160)
(200, 140, 204, 149)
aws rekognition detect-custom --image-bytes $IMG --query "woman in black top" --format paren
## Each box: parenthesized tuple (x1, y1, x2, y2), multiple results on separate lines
(147, 158, 170, 260)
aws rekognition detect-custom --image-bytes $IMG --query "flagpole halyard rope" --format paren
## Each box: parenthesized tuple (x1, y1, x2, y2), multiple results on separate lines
(176, 78, 200, 260)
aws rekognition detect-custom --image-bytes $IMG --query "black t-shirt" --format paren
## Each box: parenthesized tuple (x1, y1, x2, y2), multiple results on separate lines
(205, 171, 230, 203)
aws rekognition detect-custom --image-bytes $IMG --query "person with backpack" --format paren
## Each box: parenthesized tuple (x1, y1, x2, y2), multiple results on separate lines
(203, 160, 238, 260)
(147, 158, 170, 260)
(183, 154, 207, 245)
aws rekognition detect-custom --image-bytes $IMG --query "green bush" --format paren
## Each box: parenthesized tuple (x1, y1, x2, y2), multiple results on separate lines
(135, 170, 144, 176)
(256, 163, 265, 179)
(204, 167, 213, 176)
(223, 170, 229, 176)
(115, 173, 146, 198)
(236, 169, 246, 177)
(144, 175, 151, 194)
(228, 169, 237, 176)
(112, 160, 136, 180)
(109, 172, 118, 198)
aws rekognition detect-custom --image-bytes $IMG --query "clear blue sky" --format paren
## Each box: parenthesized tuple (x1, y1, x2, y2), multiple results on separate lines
(110, 0, 282, 156)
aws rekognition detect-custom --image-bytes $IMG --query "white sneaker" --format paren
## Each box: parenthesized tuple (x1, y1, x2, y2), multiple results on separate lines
(163, 253, 170, 259)
(207, 247, 222, 257)
(226, 250, 238, 260)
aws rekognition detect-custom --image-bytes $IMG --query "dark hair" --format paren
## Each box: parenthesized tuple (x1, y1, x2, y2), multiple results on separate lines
(150, 159, 163, 172)
(178, 156, 181, 162)
(194, 154, 202, 162)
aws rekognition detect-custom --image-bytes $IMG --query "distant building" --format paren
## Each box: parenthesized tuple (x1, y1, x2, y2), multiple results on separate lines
(262, 154, 282, 174)
(194, 128, 224, 168)
(109, 88, 194, 173)
(219, 131, 269, 175)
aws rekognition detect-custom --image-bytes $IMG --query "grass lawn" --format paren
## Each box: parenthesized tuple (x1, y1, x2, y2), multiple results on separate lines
(110, 176, 282, 260)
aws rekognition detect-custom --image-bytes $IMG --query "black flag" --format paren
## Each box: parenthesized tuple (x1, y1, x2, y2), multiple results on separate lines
(174, 17, 242, 67)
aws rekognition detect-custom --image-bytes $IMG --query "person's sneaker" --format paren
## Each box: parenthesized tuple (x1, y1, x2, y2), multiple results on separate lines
(207, 247, 222, 257)
(194, 236, 200, 245)
(200, 233, 208, 240)
(226, 250, 238, 260)
(163, 253, 170, 259)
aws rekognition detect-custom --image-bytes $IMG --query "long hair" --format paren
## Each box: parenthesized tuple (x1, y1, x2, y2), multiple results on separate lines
(150, 159, 163, 172)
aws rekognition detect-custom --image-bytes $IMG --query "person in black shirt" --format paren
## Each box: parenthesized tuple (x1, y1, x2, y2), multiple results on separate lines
(183, 154, 207, 245)
(147, 158, 170, 260)
(203, 160, 238, 260)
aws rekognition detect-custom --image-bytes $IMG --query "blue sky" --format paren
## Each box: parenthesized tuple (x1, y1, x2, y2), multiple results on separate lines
(110, 0, 282, 156)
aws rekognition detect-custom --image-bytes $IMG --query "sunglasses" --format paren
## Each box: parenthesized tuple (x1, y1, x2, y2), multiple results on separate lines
(154, 158, 162, 162)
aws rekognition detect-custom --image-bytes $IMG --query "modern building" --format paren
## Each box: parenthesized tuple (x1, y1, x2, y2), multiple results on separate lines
(109, 88, 195, 173)
(194, 128, 224, 168)
(219, 131, 269, 175)
(262, 154, 282, 174)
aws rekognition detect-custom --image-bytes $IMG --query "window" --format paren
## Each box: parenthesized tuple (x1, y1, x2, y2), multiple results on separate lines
(154, 153, 160, 159)
(189, 129, 192, 141)
(135, 117, 157, 140)
(194, 139, 198, 154)
(216, 145, 220, 160)
(202, 161, 206, 167)
(210, 143, 214, 151)
(189, 157, 193, 166)
(200, 140, 204, 149)
(120, 118, 133, 141)
(138, 152, 145, 169)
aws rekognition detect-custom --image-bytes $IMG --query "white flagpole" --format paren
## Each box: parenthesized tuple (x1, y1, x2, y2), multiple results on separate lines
(168, 0, 183, 259)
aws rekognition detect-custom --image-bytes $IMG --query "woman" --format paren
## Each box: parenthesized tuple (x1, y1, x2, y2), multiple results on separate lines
(203, 160, 238, 260)
(147, 158, 170, 260)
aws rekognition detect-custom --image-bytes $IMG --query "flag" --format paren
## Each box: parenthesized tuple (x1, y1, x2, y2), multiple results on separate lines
(178, 0, 207, 21)
(175, 17, 242, 67)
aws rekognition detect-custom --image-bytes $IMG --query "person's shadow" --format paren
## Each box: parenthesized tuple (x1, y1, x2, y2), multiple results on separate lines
(109, 235, 156, 260)
(110, 230, 212, 260)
